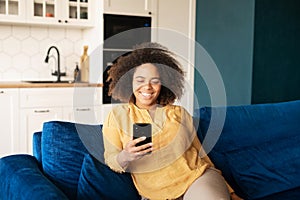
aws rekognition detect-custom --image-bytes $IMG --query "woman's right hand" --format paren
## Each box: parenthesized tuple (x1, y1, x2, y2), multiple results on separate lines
(117, 137, 153, 169)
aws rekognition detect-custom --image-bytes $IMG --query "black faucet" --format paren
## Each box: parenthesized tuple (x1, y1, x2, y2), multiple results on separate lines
(44, 46, 66, 82)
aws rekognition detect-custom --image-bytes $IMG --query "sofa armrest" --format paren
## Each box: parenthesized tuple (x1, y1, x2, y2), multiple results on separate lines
(0, 154, 68, 200)
(33, 131, 42, 164)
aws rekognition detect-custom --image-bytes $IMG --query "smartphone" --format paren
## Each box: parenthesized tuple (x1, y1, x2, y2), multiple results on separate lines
(133, 123, 152, 146)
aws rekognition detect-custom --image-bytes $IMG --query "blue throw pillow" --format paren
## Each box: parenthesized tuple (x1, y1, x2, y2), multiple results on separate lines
(41, 121, 89, 199)
(77, 154, 141, 200)
(41, 121, 103, 199)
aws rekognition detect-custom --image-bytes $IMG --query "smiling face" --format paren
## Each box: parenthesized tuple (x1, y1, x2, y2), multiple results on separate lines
(132, 63, 161, 110)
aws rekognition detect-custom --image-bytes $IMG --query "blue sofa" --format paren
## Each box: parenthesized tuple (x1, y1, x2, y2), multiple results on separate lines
(1, 100, 300, 200)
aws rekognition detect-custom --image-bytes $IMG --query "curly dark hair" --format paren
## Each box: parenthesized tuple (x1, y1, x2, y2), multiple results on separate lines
(107, 42, 185, 106)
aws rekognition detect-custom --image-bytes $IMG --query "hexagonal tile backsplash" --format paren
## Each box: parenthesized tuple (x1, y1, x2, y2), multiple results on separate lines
(0, 25, 84, 81)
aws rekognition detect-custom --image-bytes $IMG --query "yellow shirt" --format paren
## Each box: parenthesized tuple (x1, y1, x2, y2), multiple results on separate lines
(103, 103, 232, 199)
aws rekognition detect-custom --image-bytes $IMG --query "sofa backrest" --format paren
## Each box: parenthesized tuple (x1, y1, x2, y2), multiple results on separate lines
(40, 121, 103, 199)
(194, 100, 300, 199)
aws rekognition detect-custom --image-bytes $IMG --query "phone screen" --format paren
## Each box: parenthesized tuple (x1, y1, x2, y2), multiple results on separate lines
(133, 123, 152, 146)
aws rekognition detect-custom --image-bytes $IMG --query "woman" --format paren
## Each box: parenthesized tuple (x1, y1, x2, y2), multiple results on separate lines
(103, 42, 242, 200)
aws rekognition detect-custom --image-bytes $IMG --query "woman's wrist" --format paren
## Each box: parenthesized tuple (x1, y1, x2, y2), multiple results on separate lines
(117, 150, 130, 170)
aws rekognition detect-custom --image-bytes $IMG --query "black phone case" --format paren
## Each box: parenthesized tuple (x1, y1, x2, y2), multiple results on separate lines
(133, 123, 152, 146)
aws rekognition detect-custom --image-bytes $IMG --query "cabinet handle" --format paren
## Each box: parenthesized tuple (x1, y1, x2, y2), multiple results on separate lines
(34, 110, 50, 113)
(65, 20, 68, 23)
(107, 0, 111, 7)
(58, 19, 62, 23)
(76, 108, 91, 112)
(0, 91, 4, 94)
(145, 0, 148, 10)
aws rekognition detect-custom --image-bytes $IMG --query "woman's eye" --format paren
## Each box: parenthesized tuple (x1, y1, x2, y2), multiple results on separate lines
(135, 79, 144, 83)
(151, 79, 161, 84)
(134, 77, 160, 85)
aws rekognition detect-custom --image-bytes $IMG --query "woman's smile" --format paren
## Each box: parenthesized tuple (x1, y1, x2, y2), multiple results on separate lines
(140, 92, 153, 98)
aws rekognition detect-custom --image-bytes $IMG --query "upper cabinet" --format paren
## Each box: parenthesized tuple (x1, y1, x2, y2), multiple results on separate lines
(27, 0, 94, 27)
(103, 0, 153, 16)
(0, 0, 94, 28)
(0, 0, 26, 23)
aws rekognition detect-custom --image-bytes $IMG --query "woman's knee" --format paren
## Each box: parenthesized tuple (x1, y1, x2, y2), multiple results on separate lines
(184, 169, 230, 200)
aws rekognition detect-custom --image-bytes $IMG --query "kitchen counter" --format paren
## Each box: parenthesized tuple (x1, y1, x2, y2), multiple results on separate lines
(0, 81, 103, 88)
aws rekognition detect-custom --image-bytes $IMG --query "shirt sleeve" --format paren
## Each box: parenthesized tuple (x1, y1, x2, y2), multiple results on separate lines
(102, 111, 126, 173)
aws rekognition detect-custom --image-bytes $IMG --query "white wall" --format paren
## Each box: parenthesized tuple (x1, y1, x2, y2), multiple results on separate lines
(0, 25, 86, 81)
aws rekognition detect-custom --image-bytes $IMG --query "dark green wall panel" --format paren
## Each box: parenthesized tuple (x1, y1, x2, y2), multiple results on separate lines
(252, 0, 300, 103)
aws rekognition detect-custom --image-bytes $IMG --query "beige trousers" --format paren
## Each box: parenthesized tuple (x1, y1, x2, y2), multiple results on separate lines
(141, 168, 230, 200)
(184, 168, 230, 200)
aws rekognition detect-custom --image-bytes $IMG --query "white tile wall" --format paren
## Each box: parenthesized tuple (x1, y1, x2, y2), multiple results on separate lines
(0, 24, 85, 81)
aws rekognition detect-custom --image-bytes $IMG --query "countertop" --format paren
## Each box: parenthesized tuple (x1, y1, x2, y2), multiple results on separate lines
(0, 81, 103, 88)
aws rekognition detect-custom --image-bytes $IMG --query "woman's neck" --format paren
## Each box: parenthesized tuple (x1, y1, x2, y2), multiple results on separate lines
(148, 106, 157, 120)
(135, 103, 158, 120)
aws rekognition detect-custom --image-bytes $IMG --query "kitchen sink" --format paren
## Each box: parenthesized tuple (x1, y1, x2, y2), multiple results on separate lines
(22, 80, 73, 84)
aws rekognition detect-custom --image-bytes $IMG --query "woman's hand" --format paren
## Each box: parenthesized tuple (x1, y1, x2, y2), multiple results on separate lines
(117, 137, 153, 169)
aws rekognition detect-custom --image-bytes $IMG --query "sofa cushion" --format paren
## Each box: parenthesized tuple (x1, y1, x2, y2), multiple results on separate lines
(195, 100, 300, 199)
(196, 100, 300, 152)
(226, 134, 300, 199)
(256, 187, 300, 200)
(77, 154, 140, 200)
(41, 121, 102, 199)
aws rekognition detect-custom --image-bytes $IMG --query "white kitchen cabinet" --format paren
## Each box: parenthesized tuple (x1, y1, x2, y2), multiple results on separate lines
(27, 0, 94, 27)
(19, 87, 102, 154)
(0, 0, 26, 23)
(104, 0, 153, 16)
(19, 107, 63, 154)
(101, 104, 114, 122)
(0, 89, 19, 157)
(63, 106, 102, 125)
(0, 0, 94, 28)
(19, 88, 68, 154)
(65, 86, 103, 124)
(20, 87, 73, 108)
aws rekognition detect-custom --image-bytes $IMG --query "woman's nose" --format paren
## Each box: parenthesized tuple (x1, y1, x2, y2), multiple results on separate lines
(144, 81, 153, 88)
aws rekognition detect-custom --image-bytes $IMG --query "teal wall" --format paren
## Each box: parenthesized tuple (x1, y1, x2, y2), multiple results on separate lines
(194, 0, 255, 108)
(251, 0, 300, 104)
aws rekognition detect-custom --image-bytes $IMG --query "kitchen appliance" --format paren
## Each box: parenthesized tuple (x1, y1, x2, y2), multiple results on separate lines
(103, 14, 152, 104)
(103, 14, 151, 49)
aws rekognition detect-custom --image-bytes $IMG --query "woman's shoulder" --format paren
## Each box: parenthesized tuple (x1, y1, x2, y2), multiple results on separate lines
(164, 104, 191, 118)
(165, 104, 189, 112)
